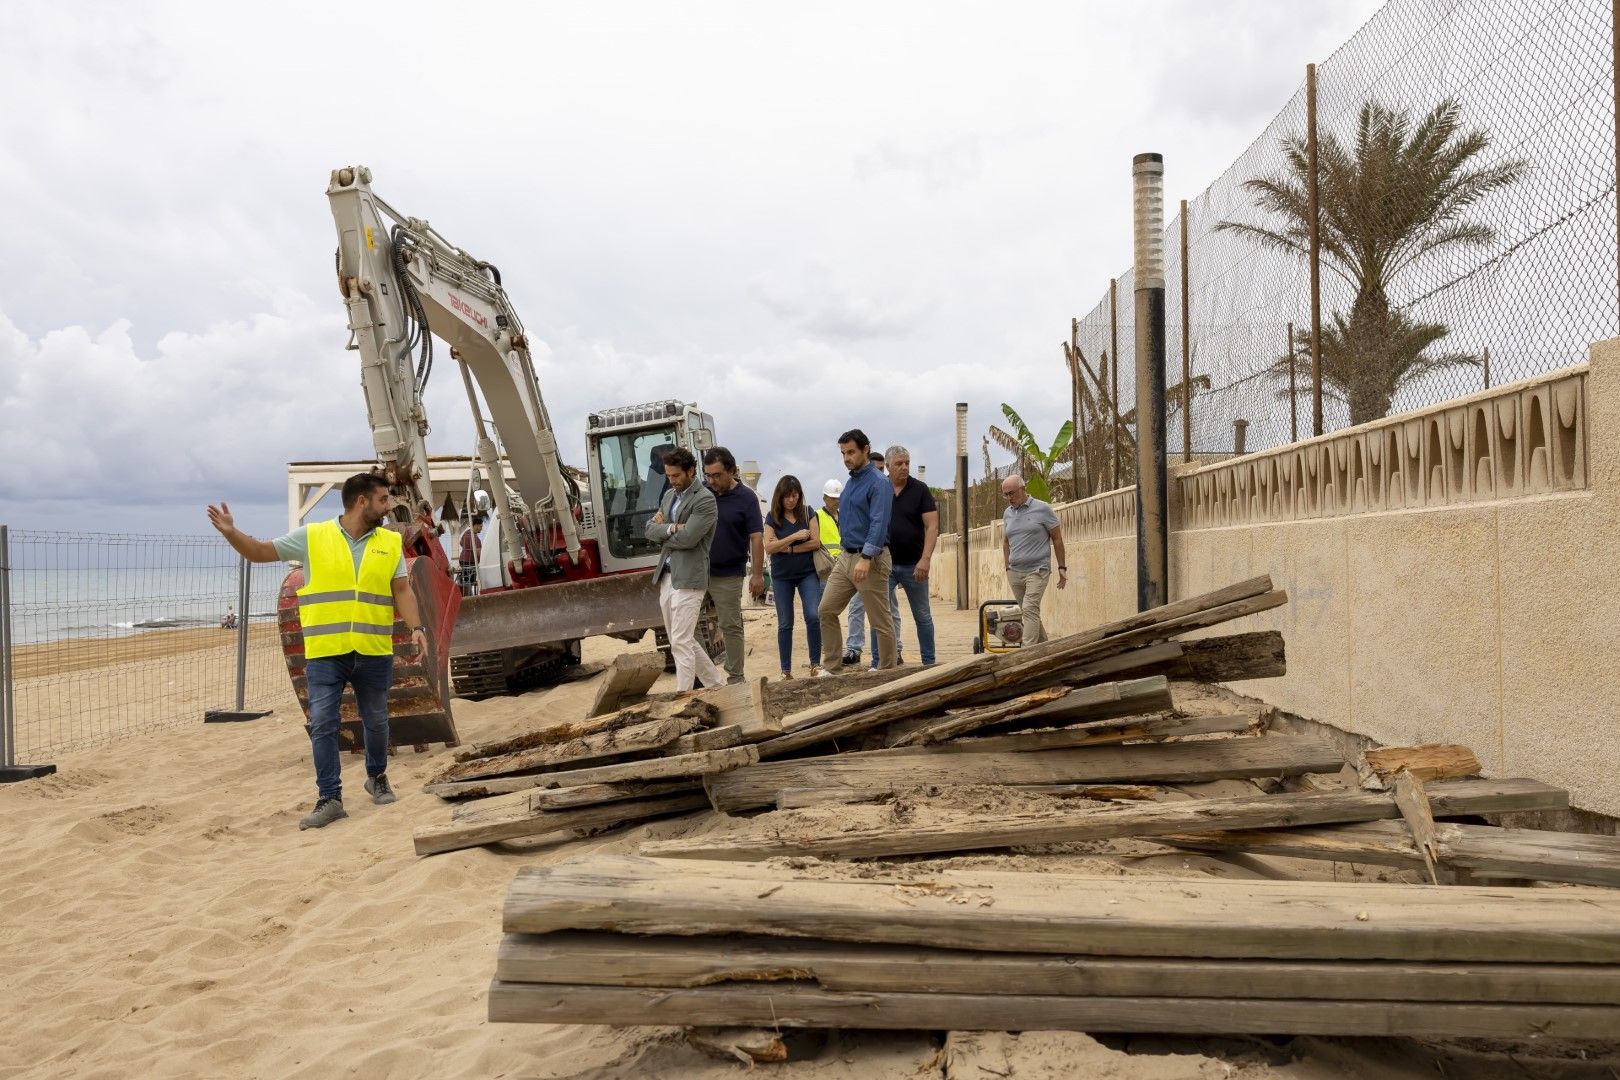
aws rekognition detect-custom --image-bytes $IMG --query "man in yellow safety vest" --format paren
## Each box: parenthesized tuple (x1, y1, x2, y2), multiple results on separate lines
(208, 473, 428, 831)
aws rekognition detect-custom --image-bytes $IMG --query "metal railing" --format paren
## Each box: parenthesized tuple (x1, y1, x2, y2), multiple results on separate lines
(0, 527, 294, 764)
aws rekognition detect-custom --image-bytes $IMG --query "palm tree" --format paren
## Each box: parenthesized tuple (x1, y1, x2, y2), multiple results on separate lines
(989, 405, 1074, 503)
(1268, 311, 1476, 422)
(1218, 98, 1525, 426)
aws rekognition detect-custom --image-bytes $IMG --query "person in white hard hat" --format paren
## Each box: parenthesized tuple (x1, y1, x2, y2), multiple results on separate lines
(816, 479, 844, 555)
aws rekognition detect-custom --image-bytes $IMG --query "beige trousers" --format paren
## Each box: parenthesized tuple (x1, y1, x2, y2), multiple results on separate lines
(819, 547, 897, 668)
(1007, 566, 1051, 645)
(659, 575, 725, 691)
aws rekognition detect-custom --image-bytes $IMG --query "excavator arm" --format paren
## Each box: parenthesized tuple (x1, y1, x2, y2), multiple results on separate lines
(326, 164, 581, 573)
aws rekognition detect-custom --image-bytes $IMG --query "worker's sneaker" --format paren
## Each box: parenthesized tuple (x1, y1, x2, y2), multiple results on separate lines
(841, 649, 861, 666)
(365, 774, 397, 805)
(298, 798, 347, 831)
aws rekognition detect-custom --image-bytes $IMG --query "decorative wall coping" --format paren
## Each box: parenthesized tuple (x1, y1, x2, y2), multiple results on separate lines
(939, 364, 1589, 545)
(1178, 365, 1588, 531)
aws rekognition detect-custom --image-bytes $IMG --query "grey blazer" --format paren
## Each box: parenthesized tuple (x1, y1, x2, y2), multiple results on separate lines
(645, 482, 717, 591)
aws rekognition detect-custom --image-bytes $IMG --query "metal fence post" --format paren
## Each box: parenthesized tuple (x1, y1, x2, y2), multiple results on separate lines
(1109, 278, 1121, 489)
(1306, 62, 1324, 437)
(0, 525, 56, 782)
(1180, 198, 1192, 464)
(204, 553, 272, 724)
(1288, 321, 1298, 443)
(955, 403, 970, 611)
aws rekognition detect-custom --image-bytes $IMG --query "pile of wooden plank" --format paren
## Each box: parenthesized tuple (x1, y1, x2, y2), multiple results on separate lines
(487, 854, 1620, 1038)
(415, 575, 1313, 856)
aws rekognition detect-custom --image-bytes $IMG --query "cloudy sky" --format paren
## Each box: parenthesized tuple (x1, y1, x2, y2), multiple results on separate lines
(0, 0, 1385, 540)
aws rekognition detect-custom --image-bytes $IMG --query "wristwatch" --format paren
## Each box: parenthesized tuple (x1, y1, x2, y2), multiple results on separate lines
(413, 624, 428, 633)
(1057, 566, 1067, 572)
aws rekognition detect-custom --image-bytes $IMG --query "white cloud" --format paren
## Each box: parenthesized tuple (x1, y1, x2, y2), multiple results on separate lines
(0, 0, 1387, 540)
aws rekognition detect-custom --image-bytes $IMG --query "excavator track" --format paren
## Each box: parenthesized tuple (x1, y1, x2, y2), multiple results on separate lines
(278, 550, 461, 753)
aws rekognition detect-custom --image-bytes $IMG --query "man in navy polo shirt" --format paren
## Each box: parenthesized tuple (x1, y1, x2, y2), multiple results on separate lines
(702, 446, 765, 683)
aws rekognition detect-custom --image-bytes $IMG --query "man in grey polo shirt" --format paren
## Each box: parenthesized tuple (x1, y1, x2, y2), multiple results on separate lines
(1000, 473, 1067, 644)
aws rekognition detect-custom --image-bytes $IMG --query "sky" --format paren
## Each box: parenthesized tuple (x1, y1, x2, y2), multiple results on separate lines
(0, 0, 1387, 541)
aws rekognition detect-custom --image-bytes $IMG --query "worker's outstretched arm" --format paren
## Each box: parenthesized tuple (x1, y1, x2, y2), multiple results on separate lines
(207, 503, 280, 563)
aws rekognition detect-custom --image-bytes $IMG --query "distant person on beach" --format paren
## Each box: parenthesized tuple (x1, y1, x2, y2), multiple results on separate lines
(458, 513, 485, 593)
(207, 473, 428, 831)
(220, 607, 237, 630)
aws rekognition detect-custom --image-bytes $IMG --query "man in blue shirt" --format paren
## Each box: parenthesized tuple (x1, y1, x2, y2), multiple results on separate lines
(816, 428, 898, 671)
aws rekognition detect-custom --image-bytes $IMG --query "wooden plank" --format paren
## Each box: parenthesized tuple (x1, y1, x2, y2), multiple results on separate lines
(1393, 770, 1442, 884)
(413, 791, 711, 856)
(647, 777, 1566, 860)
(762, 668, 912, 721)
(588, 651, 666, 716)
(426, 745, 759, 799)
(1160, 820, 1620, 890)
(760, 590, 1288, 757)
(640, 677, 782, 739)
(884, 677, 1171, 748)
(450, 696, 714, 764)
(773, 783, 1168, 810)
(503, 852, 1620, 963)
(774, 576, 1276, 737)
(1365, 744, 1482, 783)
(880, 712, 1255, 755)
(452, 779, 696, 823)
(433, 713, 703, 784)
(953, 642, 1186, 709)
(706, 733, 1343, 814)
(486, 981, 1620, 1039)
(495, 931, 1620, 1004)
(884, 687, 1074, 747)
(666, 724, 744, 755)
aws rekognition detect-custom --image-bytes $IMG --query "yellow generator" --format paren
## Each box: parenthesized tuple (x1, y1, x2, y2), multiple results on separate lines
(971, 600, 1024, 654)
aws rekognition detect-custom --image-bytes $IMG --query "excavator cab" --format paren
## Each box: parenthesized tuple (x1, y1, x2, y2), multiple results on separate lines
(585, 400, 715, 574)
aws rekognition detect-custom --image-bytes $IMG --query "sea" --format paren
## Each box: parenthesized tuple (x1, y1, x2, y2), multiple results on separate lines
(3, 531, 292, 647)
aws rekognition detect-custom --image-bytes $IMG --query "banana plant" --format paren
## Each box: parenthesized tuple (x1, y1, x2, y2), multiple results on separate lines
(988, 405, 1074, 503)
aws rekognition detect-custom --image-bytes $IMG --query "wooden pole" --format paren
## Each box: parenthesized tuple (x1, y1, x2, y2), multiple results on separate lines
(1109, 277, 1120, 489)
(1180, 199, 1191, 464)
(1288, 321, 1298, 443)
(1306, 63, 1323, 437)
(1483, 345, 1492, 390)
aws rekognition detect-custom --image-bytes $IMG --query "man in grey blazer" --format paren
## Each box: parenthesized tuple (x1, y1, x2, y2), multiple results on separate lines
(646, 446, 727, 690)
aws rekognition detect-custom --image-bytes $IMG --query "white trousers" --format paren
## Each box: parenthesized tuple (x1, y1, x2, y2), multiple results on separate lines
(659, 575, 726, 691)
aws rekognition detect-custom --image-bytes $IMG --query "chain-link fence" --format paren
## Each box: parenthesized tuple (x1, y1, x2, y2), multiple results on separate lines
(1063, 0, 1615, 488)
(0, 528, 294, 764)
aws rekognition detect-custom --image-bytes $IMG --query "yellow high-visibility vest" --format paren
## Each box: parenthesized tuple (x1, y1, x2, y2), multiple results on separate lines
(297, 519, 402, 659)
(816, 508, 842, 557)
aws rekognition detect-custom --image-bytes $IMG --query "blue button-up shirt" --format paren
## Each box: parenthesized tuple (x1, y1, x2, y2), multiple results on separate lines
(837, 462, 892, 559)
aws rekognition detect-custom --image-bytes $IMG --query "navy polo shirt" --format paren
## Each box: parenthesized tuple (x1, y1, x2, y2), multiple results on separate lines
(708, 482, 763, 577)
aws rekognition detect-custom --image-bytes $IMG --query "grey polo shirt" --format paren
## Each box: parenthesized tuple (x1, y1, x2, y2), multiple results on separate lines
(1003, 497, 1060, 572)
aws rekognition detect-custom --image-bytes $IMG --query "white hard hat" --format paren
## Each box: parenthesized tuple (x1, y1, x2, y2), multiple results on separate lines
(822, 479, 844, 498)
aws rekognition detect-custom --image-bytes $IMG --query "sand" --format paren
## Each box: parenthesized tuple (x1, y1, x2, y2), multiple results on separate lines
(3, 602, 1612, 1079)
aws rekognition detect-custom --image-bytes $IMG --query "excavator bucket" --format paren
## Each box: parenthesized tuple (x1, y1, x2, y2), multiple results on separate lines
(278, 552, 461, 752)
(449, 569, 664, 657)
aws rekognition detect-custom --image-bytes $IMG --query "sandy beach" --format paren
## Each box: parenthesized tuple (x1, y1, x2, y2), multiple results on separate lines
(2, 602, 1609, 1079)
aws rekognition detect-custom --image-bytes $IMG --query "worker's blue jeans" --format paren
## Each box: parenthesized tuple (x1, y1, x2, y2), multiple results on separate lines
(305, 652, 393, 801)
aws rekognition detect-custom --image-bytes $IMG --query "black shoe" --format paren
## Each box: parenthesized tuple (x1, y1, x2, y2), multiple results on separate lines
(841, 649, 861, 666)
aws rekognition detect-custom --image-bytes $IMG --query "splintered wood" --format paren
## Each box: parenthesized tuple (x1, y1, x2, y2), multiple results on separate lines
(488, 855, 1620, 1038)
(414, 574, 1618, 1041)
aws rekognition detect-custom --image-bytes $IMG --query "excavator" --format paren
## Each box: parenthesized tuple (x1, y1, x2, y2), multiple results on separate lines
(276, 165, 722, 749)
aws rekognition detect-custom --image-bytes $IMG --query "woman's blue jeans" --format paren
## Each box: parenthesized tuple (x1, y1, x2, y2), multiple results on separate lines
(771, 573, 823, 673)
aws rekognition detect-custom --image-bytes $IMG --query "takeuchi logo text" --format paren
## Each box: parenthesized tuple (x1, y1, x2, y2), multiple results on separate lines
(449, 294, 489, 329)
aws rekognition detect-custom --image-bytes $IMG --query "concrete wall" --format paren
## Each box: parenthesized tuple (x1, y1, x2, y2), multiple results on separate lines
(931, 341, 1613, 815)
